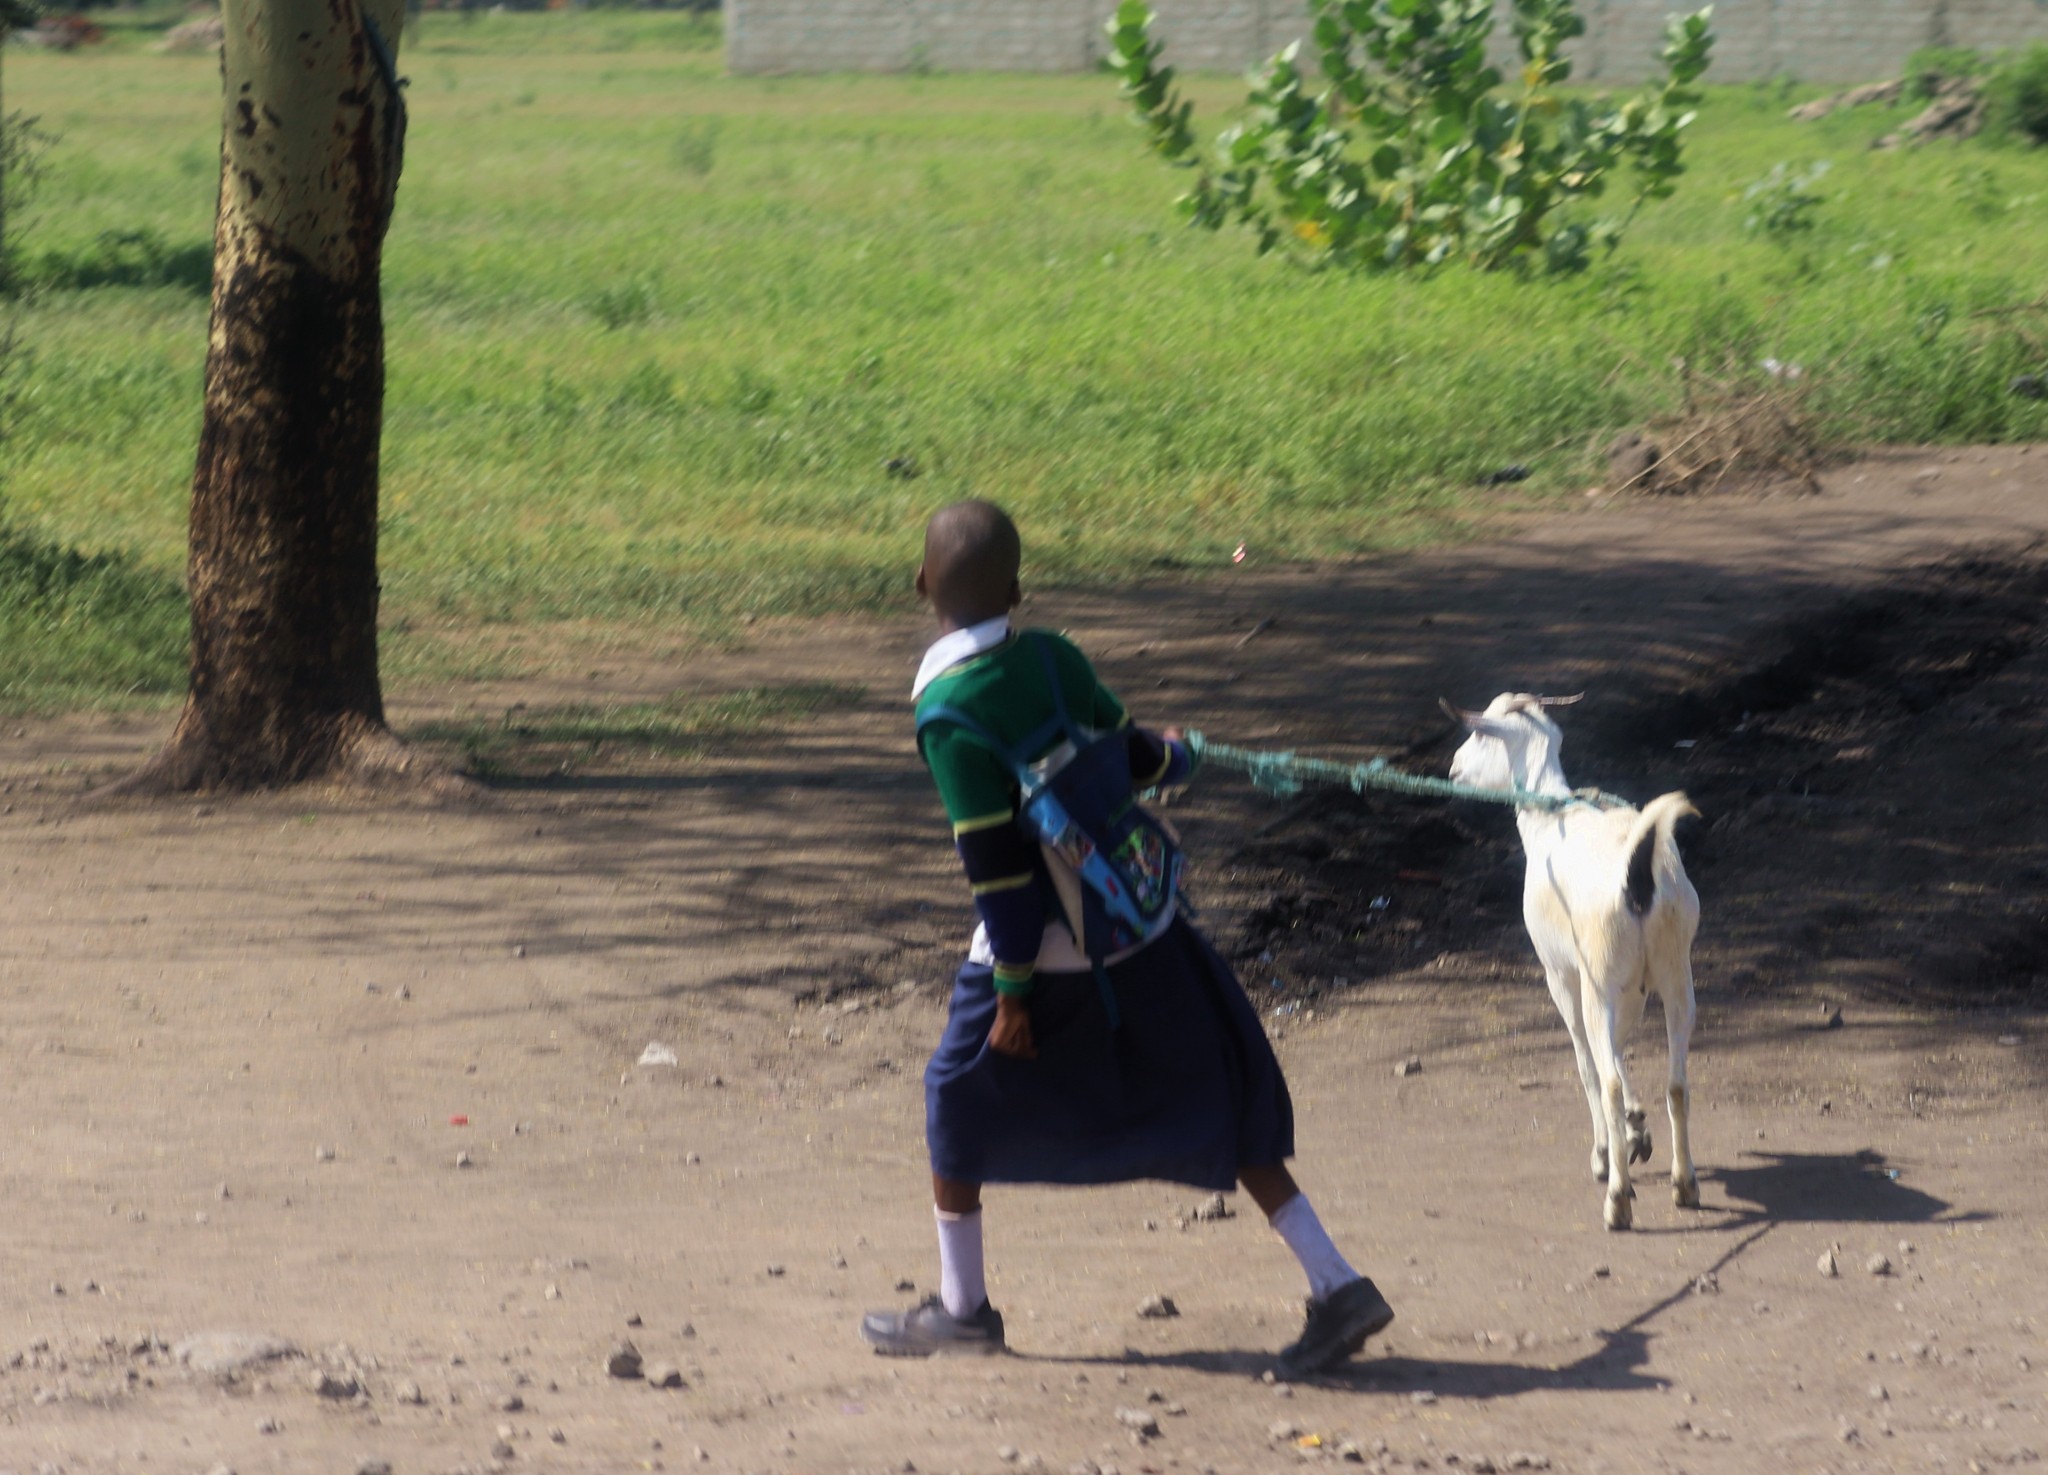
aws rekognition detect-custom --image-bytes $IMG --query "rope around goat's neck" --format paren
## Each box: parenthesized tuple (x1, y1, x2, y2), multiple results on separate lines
(1184, 732, 1631, 814)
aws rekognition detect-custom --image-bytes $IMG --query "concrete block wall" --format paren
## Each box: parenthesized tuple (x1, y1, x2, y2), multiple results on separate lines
(726, 0, 915, 71)
(726, 0, 2048, 83)
(1949, 0, 2048, 51)
(924, 0, 1093, 70)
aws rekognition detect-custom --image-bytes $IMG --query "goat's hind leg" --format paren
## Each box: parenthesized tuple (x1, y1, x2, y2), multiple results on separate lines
(1583, 977, 1635, 1231)
(1617, 984, 1654, 1167)
(1660, 955, 1701, 1209)
(1544, 965, 1609, 1181)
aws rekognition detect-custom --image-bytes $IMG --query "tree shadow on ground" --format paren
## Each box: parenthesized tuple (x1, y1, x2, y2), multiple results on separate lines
(309, 496, 2048, 1022)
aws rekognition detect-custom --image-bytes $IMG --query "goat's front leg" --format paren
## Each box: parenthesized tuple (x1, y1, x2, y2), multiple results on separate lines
(1660, 958, 1700, 1209)
(1584, 976, 1634, 1230)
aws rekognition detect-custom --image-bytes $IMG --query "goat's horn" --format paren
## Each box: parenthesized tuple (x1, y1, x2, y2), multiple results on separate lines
(1439, 698, 1480, 724)
(1537, 692, 1585, 707)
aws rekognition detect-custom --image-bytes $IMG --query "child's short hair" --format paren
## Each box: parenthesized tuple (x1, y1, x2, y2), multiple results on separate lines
(924, 500, 1020, 619)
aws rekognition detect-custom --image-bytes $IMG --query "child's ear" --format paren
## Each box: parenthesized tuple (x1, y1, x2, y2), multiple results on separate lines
(1008, 578, 1022, 610)
(914, 561, 930, 600)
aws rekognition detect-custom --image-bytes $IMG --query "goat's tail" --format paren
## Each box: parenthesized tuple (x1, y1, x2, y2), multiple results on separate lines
(1622, 791, 1700, 916)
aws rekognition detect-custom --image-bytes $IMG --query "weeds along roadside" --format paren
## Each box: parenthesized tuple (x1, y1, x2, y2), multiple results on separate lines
(1, 23, 2046, 710)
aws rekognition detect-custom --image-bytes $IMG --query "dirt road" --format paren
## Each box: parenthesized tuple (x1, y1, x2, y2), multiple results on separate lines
(3, 449, 2046, 1474)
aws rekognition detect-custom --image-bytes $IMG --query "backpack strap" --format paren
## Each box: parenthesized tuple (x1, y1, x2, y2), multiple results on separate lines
(916, 702, 1065, 791)
(914, 703, 1012, 764)
(1028, 632, 1086, 750)
(917, 641, 1129, 1031)
(915, 631, 1079, 777)
(1092, 959, 1121, 1031)
(1028, 633, 1131, 1028)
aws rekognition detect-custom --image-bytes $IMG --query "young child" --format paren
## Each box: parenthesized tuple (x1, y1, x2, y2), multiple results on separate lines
(859, 500, 1393, 1375)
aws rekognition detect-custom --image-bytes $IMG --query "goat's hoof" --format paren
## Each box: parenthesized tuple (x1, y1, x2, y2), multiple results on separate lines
(1628, 1130, 1654, 1165)
(1673, 1176, 1701, 1209)
(1604, 1193, 1634, 1232)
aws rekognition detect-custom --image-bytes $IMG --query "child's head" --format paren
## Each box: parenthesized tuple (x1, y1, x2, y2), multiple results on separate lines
(917, 500, 1021, 629)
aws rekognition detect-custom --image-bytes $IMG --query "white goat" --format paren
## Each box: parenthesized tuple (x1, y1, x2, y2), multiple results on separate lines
(1445, 693, 1702, 1231)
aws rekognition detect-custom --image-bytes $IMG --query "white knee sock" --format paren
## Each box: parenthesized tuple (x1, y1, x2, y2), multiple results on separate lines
(1269, 1193, 1361, 1302)
(935, 1206, 987, 1318)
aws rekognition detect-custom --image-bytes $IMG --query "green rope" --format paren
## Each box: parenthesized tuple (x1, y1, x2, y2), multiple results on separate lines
(1184, 731, 1631, 814)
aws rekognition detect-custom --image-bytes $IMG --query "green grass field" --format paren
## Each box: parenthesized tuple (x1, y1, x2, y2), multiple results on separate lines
(4, 12, 2047, 708)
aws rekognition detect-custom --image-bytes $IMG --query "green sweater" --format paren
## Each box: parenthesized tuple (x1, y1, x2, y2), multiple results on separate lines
(914, 630, 1132, 993)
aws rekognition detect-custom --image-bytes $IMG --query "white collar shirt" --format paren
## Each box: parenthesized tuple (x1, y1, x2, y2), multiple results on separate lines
(911, 615, 1013, 700)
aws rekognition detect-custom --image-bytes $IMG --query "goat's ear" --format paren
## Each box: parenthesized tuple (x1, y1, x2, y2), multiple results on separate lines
(1537, 692, 1585, 707)
(1440, 697, 1480, 727)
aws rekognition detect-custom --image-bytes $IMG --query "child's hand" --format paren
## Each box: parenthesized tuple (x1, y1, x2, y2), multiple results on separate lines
(1161, 726, 1185, 744)
(989, 993, 1037, 1059)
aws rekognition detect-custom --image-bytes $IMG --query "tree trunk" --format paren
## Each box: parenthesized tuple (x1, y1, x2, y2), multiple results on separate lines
(122, 0, 426, 792)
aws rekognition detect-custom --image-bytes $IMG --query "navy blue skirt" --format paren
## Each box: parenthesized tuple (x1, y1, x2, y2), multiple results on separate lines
(924, 918, 1295, 1190)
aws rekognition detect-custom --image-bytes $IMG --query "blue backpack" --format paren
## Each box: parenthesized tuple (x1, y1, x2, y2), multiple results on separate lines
(916, 634, 1186, 1025)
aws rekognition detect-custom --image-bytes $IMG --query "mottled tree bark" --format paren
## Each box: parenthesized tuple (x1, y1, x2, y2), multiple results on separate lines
(122, 0, 427, 792)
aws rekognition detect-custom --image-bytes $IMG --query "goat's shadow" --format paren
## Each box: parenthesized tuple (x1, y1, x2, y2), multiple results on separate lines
(1704, 1148, 1990, 1225)
(1014, 1153, 1988, 1398)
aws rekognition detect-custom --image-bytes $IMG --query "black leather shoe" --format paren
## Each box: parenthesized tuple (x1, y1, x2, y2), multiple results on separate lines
(1277, 1276, 1395, 1376)
(860, 1295, 1007, 1357)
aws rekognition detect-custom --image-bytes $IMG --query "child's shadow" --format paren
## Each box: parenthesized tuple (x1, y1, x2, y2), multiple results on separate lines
(1019, 1222, 1779, 1400)
(1302, 1324, 1660, 1398)
(1029, 1325, 1661, 1401)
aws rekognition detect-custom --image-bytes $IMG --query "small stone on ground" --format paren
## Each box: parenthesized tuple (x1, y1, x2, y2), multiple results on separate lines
(172, 1332, 299, 1378)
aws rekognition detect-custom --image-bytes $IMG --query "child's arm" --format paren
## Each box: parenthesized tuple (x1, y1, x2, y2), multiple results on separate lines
(1126, 724, 1196, 790)
(1078, 654, 1197, 791)
(920, 724, 1044, 1001)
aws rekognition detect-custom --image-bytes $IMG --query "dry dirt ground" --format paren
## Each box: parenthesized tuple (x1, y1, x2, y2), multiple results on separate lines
(5, 448, 2048, 1475)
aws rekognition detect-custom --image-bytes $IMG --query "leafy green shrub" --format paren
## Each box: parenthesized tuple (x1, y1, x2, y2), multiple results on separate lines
(1106, 0, 1714, 275)
(32, 228, 211, 293)
(1983, 44, 2048, 146)
(1742, 159, 1830, 240)
(1904, 45, 1988, 102)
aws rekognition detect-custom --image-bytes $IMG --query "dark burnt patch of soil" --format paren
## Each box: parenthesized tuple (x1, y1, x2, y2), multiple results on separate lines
(1218, 550, 2048, 1010)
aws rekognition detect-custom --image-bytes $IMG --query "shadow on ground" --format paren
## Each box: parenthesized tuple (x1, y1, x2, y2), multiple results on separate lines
(370, 481, 2048, 1022)
(1707, 1147, 1990, 1224)
(1016, 1149, 1994, 1398)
